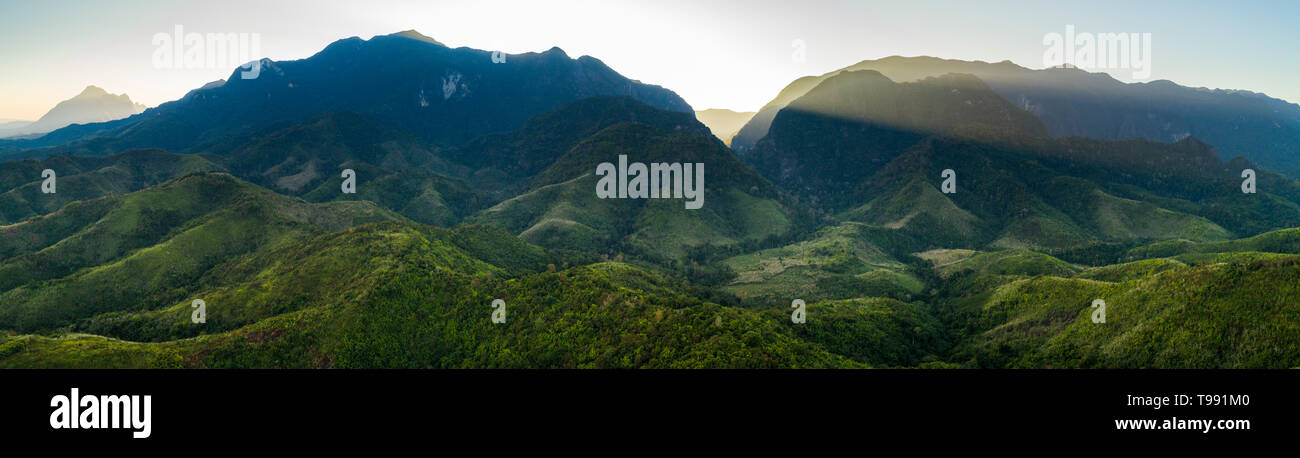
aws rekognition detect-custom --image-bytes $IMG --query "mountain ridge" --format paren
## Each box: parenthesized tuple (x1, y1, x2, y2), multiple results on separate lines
(0, 30, 692, 160)
(0, 86, 146, 139)
(732, 55, 1300, 177)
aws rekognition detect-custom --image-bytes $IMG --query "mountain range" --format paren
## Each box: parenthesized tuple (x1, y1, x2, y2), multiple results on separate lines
(0, 86, 146, 139)
(0, 30, 689, 159)
(732, 56, 1300, 178)
(1, 31, 1298, 368)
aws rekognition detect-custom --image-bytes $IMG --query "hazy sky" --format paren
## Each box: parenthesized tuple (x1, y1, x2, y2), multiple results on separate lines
(1, 0, 1298, 120)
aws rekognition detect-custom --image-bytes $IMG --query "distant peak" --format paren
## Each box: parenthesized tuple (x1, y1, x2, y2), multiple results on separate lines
(837, 69, 893, 83)
(1045, 63, 1088, 72)
(542, 46, 569, 58)
(880, 55, 935, 61)
(1145, 79, 1182, 89)
(77, 85, 109, 98)
(390, 30, 445, 46)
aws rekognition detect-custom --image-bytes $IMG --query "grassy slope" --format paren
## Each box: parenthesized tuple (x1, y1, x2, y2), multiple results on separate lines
(0, 173, 925, 368)
(941, 252, 1300, 368)
(0, 149, 223, 224)
(1126, 227, 1300, 260)
(0, 258, 877, 368)
(720, 222, 923, 303)
(0, 173, 401, 333)
(844, 138, 1239, 254)
(469, 123, 793, 261)
(0, 176, 964, 369)
(937, 249, 1080, 278)
(5, 181, 1300, 368)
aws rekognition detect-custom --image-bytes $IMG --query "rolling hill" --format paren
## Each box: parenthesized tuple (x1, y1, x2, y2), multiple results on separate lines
(467, 120, 795, 262)
(0, 149, 223, 224)
(942, 253, 1300, 368)
(0, 173, 401, 333)
(742, 69, 1300, 255)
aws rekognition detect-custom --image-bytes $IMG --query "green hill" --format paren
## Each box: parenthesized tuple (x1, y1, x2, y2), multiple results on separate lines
(946, 255, 1300, 368)
(842, 137, 1253, 253)
(740, 67, 1300, 258)
(1126, 227, 1300, 260)
(767, 297, 949, 368)
(720, 222, 924, 304)
(469, 122, 794, 262)
(936, 249, 1080, 278)
(0, 255, 872, 368)
(0, 173, 872, 369)
(0, 172, 401, 333)
(449, 95, 707, 192)
(0, 149, 222, 224)
(744, 71, 1048, 211)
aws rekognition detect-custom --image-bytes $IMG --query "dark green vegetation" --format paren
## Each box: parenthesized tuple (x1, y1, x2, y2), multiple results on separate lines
(0, 173, 400, 333)
(748, 71, 1300, 258)
(0, 149, 221, 224)
(940, 252, 1300, 368)
(468, 121, 795, 262)
(720, 222, 925, 304)
(0, 179, 881, 368)
(3, 34, 1299, 368)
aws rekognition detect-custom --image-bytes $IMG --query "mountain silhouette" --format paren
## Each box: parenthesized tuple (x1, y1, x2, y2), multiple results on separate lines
(745, 70, 1048, 210)
(4, 31, 691, 157)
(733, 56, 1300, 177)
(0, 86, 145, 139)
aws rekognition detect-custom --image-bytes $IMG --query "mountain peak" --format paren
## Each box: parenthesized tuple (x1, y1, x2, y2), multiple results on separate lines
(14, 30, 691, 151)
(542, 46, 569, 58)
(76, 85, 109, 98)
(390, 30, 445, 46)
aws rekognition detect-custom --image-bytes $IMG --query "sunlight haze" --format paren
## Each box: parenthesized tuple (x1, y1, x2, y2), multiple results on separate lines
(1, 0, 1297, 120)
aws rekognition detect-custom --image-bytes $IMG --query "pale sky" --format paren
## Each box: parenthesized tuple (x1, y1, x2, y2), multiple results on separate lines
(1, 0, 1298, 120)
